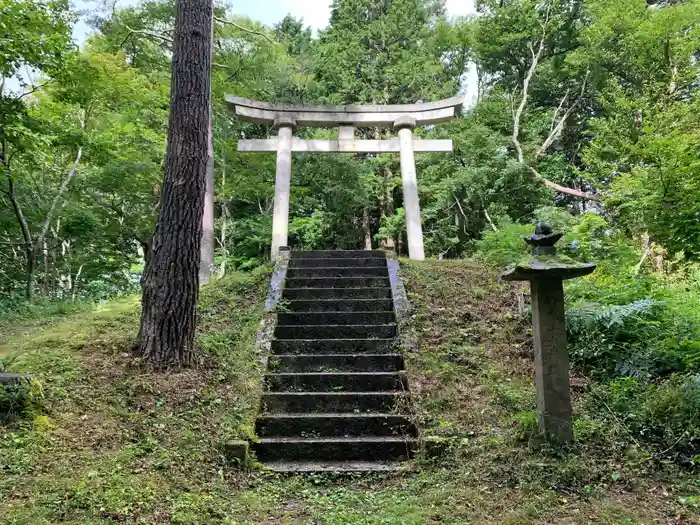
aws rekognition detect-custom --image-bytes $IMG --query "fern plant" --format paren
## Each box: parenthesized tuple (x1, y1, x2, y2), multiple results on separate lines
(566, 299, 665, 377)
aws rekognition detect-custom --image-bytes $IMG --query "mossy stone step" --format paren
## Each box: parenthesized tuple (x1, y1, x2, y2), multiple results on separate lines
(270, 338, 396, 355)
(263, 461, 404, 473)
(274, 324, 396, 340)
(287, 267, 389, 278)
(254, 436, 418, 462)
(261, 391, 406, 413)
(256, 413, 417, 438)
(283, 287, 392, 300)
(285, 277, 390, 288)
(290, 250, 386, 259)
(264, 372, 407, 392)
(283, 299, 394, 312)
(289, 257, 388, 268)
(277, 311, 395, 326)
(269, 353, 404, 372)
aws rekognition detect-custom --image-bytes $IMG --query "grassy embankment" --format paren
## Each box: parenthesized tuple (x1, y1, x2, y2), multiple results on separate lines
(1, 262, 697, 524)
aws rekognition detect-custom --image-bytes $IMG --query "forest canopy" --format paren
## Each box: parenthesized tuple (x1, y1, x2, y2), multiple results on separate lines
(1, 0, 699, 299)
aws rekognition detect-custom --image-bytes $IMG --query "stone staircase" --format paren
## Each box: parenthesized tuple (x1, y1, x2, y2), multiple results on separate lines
(254, 250, 418, 472)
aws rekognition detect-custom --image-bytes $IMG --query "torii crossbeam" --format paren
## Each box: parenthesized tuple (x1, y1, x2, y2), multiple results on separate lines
(227, 95, 464, 260)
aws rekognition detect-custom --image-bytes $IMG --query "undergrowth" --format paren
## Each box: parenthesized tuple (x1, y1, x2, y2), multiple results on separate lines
(1, 261, 698, 524)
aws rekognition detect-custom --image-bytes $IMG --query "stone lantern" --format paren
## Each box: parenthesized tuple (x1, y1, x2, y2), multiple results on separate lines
(502, 223, 596, 444)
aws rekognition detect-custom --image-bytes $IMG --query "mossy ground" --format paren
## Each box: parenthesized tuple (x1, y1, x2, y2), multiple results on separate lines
(1, 262, 698, 524)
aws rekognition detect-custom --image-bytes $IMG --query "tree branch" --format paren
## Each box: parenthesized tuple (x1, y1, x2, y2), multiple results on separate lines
(17, 79, 53, 100)
(34, 110, 87, 253)
(214, 16, 274, 44)
(34, 147, 83, 253)
(512, 39, 545, 164)
(527, 165, 599, 200)
(3, 144, 33, 254)
(122, 24, 173, 47)
(537, 72, 589, 157)
(510, 2, 600, 202)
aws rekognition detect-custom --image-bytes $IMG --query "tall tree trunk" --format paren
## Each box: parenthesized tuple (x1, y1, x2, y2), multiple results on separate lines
(199, 105, 215, 285)
(137, 0, 213, 368)
(380, 164, 396, 250)
(362, 207, 372, 250)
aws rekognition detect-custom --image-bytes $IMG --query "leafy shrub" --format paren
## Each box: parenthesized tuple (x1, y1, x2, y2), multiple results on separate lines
(585, 376, 700, 461)
(567, 294, 700, 380)
(0, 358, 44, 425)
(474, 223, 531, 267)
(567, 299, 666, 377)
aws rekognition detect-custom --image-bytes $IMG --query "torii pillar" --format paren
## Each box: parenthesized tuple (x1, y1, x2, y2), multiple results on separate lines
(271, 117, 296, 257)
(227, 94, 464, 260)
(394, 116, 425, 261)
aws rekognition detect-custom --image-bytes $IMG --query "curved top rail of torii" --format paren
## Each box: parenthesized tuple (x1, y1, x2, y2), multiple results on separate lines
(225, 94, 465, 128)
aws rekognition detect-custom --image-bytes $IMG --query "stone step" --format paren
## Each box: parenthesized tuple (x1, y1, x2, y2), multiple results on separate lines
(285, 277, 390, 288)
(271, 338, 395, 355)
(263, 461, 404, 473)
(274, 324, 396, 340)
(291, 250, 386, 259)
(284, 299, 393, 312)
(261, 392, 406, 413)
(277, 311, 395, 326)
(283, 287, 392, 300)
(254, 436, 418, 462)
(287, 267, 388, 279)
(269, 354, 404, 372)
(256, 413, 417, 438)
(290, 258, 388, 269)
(264, 372, 407, 392)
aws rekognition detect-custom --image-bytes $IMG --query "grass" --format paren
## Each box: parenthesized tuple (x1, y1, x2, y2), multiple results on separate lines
(1, 261, 698, 524)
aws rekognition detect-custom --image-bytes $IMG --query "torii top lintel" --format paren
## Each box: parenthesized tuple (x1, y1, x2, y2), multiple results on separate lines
(225, 94, 465, 128)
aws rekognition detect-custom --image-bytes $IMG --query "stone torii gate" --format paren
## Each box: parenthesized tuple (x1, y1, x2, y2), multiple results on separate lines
(226, 95, 464, 260)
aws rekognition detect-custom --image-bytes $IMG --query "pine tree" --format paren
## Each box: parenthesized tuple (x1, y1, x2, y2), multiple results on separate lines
(137, 0, 213, 367)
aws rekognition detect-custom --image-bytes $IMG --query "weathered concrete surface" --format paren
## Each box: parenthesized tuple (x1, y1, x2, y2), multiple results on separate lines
(257, 248, 290, 371)
(531, 278, 573, 444)
(396, 124, 425, 261)
(387, 258, 412, 324)
(226, 94, 465, 127)
(238, 138, 453, 153)
(502, 257, 596, 281)
(502, 224, 597, 445)
(271, 123, 295, 258)
(264, 247, 290, 312)
(0, 373, 29, 385)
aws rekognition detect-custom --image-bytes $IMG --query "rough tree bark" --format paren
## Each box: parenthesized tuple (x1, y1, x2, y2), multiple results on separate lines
(137, 0, 213, 368)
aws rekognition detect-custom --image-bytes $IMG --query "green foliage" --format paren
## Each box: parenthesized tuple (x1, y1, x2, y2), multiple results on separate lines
(585, 376, 700, 460)
(567, 299, 668, 377)
(0, 0, 74, 78)
(475, 223, 532, 267)
(0, 358, 44, 424)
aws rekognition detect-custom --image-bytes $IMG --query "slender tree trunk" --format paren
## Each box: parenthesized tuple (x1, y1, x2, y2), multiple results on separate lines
(362, 207, 372, 250)
(42, 239, 50, 296)
(137, 0, 213, 368)
(218, 156, 228, 278)
(382, 165, 396, 250)
(199, 105, 215, 285)
(25, 248, 35, 300)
